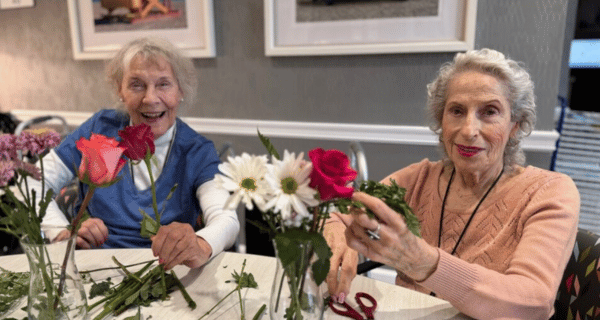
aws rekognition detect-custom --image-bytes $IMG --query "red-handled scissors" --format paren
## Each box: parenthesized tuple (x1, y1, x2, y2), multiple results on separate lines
(329, 292, 377, 320)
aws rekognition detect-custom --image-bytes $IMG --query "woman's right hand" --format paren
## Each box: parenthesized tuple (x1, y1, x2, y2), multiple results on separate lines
(55, 218, 108, 249)
(324, 213, 358, 304)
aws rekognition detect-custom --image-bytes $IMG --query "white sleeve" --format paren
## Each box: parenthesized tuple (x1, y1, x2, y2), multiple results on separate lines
(195, 178, 240, 259)
(32, 150, 75, 238)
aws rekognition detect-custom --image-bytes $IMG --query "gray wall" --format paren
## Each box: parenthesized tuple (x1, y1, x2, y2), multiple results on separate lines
(0, 0, 571, 180)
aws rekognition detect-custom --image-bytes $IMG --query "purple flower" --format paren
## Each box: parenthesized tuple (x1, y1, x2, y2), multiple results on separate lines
(16, 129, 61, 156)
(14, 160, 42, 181)
(0, 160, 15, 187)
(0, 134, 17, 161)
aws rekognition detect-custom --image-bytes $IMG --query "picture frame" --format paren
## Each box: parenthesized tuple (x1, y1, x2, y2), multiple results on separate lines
(264, 0, 477, 56)
(67, 0, 215, 60)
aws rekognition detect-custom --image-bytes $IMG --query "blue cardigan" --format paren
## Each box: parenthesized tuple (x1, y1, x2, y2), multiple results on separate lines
(55, 109, 220, 248)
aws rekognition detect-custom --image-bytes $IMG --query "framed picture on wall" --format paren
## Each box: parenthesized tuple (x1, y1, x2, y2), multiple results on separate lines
(264, 0, 477, 56)
(67, 0, 215, 60)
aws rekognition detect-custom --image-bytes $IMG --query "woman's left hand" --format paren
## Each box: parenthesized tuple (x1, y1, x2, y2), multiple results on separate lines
(151, 222, 212, 270)
(346, 192, 440, 282)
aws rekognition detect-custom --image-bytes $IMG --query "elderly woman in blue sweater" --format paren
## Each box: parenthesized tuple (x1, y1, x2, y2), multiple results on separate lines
(36, 37, 239, 270)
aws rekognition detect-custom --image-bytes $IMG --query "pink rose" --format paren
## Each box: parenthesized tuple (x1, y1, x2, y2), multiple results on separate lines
(308, 148, 357, 201)
(118, 123, 155, 161)
(76, 133, 127, 187)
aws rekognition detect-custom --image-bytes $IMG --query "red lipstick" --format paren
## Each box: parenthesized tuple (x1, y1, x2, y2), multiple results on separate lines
(456, 144, 483, 157)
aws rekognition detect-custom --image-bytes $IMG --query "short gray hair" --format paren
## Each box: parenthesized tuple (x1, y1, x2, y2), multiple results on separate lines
(426, 48, 536, 168)
(105, 37, 197, 112)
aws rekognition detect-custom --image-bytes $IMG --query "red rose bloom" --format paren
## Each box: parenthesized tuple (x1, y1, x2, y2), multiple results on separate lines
(118, 123, 155, 161)
(308, 148, 357, 201)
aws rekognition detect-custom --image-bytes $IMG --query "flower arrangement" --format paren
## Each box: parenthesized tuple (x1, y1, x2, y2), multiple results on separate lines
(215, 133, 357, 319)
(0, 128, 95, 319)
(215, 132, 420, 320)
(0, 124, 194, 319)
(0, 129, 61, 244)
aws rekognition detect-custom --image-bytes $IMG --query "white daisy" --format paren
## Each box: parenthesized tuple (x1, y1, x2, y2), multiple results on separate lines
(215, 153, 272, 211)
(265, 150, 319, 226)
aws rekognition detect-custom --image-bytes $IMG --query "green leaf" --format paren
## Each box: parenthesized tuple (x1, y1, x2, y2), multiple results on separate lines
(124, 290, 140, 306)
(165, 184, 178, 201)
(89, 279, 113, 299)
(273, 229, 332, 286)
(123, 306, 141, 320)
(355, 179, 421, 237)
(232, 270, 258, 289)
(309, 233, 332, 286)
(139, 209, 159, 238)
(257, 129, 280, 160)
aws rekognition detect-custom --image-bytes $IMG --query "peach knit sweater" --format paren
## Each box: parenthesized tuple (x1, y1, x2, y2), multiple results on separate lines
(380, 159, 579, 320)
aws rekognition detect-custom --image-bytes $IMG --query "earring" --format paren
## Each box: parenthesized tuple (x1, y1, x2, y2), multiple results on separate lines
(180, 98, 184, 102)
(119, 97, 123, 102)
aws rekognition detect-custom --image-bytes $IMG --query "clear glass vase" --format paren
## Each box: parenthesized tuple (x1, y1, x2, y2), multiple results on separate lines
(269, 241, 325, 320)
(20, 232, 88, 320)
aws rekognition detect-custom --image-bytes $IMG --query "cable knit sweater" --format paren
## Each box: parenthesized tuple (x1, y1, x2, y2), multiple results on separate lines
(377, 159, 579, 320)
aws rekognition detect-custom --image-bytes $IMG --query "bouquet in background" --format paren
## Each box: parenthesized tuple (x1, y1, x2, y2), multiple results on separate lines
(0, 129, 61, 244)
(0, 128, 128, 319)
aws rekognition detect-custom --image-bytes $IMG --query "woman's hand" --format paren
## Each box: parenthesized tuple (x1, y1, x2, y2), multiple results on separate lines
(55, 217, 109, 249)
(151, 222, 212, 270)
(346, 192, 439, 282)
(324, 213, 358, 304)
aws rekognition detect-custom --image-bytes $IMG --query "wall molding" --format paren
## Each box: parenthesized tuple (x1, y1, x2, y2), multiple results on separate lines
(11, 109, 559, 152)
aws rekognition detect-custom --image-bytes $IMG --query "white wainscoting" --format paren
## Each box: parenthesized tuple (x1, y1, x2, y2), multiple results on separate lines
(11, 109, 559, 152)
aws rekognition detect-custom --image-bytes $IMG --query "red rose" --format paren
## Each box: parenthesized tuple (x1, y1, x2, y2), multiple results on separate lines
(76, 133, 127, 187)
(118, 123, 155, 161)
(308, 148, 357, 201)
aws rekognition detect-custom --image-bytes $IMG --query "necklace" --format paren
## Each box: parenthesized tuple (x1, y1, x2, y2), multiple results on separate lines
(437, 167, 504, 256)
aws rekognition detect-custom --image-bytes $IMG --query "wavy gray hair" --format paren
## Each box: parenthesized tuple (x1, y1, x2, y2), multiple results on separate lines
(105, 37, 197, 112)
(426, 48, 536, 168)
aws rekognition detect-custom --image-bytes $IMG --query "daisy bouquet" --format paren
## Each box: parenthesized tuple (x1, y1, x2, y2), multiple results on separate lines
(215, 132, 359, 320)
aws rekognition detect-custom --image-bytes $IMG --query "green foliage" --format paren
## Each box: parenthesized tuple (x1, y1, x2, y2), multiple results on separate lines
(89, 278, 113, 300)
(200, 260, 258, 320)
(88, 258, 195, 320)
(0, 186, 54, 245)
(0, 267, 29, 315)
(230, 268, 258, 290)
(257, 129, 280, 160)
(139, 209, 160, 239)
(354, 179, 421, 237)
(273, 230, 332, 286)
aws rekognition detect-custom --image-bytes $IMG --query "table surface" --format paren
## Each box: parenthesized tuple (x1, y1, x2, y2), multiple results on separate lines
(0, 249, 470, 319)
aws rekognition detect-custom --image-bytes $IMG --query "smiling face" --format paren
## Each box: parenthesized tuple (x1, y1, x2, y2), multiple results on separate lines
(119, 54, 182, 139)
(441, 70, 518, 176)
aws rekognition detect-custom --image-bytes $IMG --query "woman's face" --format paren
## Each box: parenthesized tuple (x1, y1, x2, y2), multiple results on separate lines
(441, 70, 517, 175)
(119, 54, 182, 139)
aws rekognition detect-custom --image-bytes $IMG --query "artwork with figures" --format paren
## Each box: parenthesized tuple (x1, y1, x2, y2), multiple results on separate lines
(296, 0, 439, 22)
(92, 0, 188, 32)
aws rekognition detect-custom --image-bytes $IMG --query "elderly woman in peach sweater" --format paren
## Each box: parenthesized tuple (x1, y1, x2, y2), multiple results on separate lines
(325, 49, 579, 320)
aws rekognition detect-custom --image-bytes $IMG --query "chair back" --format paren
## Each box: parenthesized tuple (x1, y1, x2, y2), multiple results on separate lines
(552, 228, 600, 319)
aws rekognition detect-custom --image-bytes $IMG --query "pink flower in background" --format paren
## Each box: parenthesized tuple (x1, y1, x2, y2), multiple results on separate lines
(0, 160, 15, 187)
(16, 129, 61, 156)
(0, 134, 17, 160)
(14, 161, 42, 181)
